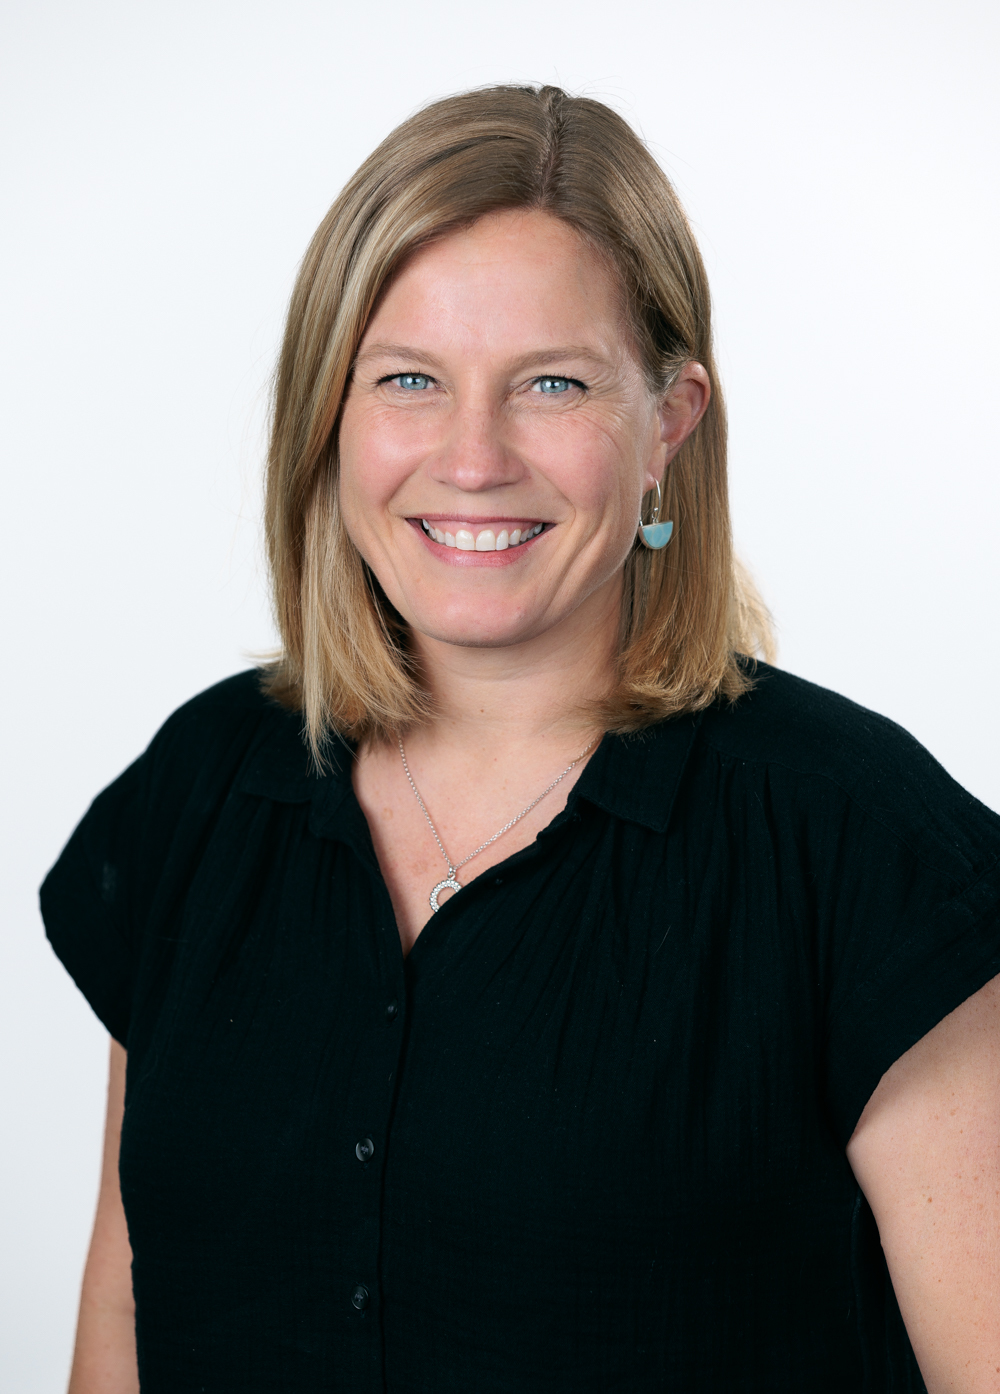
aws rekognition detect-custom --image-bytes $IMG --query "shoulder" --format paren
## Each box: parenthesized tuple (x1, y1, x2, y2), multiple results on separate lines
(151, 667, 291, 751)
(697, 662, 1000, 881)
(139, 668, 308, 802)
(157, 667, 280, 729)
(701, 662, 920, 781)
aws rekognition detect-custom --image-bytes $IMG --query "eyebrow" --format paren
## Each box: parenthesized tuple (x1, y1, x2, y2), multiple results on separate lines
(352, 343, 613, 374)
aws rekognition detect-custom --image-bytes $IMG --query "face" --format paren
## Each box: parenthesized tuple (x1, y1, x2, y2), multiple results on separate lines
(338, 209, 699, 656)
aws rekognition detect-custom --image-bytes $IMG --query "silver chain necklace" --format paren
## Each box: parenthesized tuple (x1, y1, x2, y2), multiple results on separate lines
(398, 734, 599, 912)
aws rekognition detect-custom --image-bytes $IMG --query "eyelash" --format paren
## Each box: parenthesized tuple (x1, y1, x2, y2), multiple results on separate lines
(377, 373, 433, 389)
(533, 376, 587, 395)
(376, 373, 588, 393)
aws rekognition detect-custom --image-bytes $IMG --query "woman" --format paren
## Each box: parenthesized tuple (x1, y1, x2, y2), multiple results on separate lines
(43, 85, 1000, 1392)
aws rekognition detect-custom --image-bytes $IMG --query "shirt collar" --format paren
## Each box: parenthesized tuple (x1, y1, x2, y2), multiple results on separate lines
(573, 711, 702, 834)
(237, 701, 702, 838)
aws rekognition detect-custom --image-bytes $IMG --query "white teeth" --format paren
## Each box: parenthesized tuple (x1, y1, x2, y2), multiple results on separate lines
(421, 519, 543, 550)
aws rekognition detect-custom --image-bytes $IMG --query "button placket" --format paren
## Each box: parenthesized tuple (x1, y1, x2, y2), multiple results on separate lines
(341, 949, 407, 1349)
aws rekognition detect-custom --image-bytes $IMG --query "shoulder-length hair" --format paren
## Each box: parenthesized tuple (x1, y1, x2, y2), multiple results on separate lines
(263, 83, 773, 757)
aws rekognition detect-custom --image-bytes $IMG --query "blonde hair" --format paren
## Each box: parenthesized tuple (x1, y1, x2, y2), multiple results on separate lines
(263, 84, 773, 756)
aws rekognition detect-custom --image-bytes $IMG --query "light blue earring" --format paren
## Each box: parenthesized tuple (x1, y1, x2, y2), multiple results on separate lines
(638, 478, 674, 550)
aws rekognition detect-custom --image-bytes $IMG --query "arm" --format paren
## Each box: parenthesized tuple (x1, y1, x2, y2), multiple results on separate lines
(847, 972, 1000, 1393)
(68, 1039, 139, 1394)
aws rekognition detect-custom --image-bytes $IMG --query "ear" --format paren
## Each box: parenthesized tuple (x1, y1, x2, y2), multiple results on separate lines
(659, 362, 711, 456)
(644, 362, 712, 493)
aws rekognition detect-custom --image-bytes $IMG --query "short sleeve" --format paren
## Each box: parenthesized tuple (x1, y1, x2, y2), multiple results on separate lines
(811, 719, 1000, 1143)
(39, 669, 285, 1046)
(702, 666, 1000, 1146)
(40, 753, 149, 1044)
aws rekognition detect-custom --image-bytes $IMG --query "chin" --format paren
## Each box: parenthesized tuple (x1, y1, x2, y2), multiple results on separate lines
(406, 602, 548, 651)
(417, 622, 541, 651)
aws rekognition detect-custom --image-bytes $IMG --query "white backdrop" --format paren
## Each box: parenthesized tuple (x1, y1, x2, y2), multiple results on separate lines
(2, 0, 998, 1386)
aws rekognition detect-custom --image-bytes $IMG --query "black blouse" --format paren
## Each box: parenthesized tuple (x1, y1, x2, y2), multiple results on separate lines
(41, 664, 1000, 1394)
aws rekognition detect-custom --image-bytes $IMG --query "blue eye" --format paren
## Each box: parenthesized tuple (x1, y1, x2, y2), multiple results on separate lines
(394, 373, 431, 390)
(536, 377, 572, 394)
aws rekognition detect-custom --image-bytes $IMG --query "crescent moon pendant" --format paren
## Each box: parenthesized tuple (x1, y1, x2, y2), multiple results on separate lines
(429, 877, 463, 913)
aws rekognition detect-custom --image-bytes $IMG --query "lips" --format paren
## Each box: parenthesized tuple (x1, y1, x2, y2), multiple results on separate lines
(420, 520, 544, 552)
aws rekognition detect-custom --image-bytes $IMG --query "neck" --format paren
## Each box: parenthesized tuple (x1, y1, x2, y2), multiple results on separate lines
(406, 577, 620, 758)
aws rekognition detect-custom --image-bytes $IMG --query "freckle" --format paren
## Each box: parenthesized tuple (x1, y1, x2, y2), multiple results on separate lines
(927, 1197, 933, 1203)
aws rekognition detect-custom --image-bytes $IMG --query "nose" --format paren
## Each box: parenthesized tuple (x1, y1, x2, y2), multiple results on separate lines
(426, 398, 526, 495)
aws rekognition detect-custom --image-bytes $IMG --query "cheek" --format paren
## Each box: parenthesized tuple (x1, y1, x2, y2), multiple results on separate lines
(336, 434, 392, 577)
(544, 418, 644, 533)
(337, 403, 407, 532)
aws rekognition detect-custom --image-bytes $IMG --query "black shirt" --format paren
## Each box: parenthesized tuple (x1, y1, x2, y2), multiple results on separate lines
(41, 664, 1000, 1393)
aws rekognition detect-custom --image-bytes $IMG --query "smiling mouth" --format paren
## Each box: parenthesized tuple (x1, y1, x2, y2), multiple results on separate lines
(419, 519, 545, 552)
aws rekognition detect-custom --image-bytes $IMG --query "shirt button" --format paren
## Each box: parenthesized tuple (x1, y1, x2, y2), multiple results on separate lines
(351, 1283, 369, 1311)
(385, 1000, 399, 1021)
(355, 1137, 375, 1162)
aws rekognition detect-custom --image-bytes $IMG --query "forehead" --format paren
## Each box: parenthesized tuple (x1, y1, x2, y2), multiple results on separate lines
(359, 210, 627, 358)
